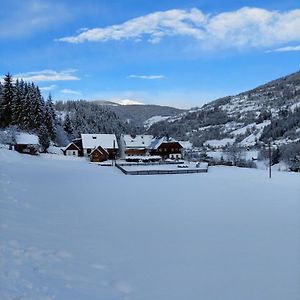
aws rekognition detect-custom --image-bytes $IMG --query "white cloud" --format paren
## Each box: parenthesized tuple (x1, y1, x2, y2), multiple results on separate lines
(57, 7, 300, 50)
(127, 75, 165, 80)
(39, 84, 56, 91)
(271, 45, 300, 52)
(14, 69, 80, 82)
(61, 89, 81, 95)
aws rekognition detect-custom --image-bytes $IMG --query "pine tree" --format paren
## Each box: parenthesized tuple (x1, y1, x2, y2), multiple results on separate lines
(21, 82, 33, 130)
(38, 124, 50, 152)
(45, 94, 56, 141)
(11, 79, 25, 125)
(63, 113, 73, 135)
(0, 73, 14, 127)
(30, 84, 45, 129)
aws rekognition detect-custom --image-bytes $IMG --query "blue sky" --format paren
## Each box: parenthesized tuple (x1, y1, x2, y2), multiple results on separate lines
(0, 0, 300, 108)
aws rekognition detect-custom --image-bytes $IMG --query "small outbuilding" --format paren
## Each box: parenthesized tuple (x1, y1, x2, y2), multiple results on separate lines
(63, 142, 81, 157)
(90, 146, 109, 162)
(14, 133, 40, 155)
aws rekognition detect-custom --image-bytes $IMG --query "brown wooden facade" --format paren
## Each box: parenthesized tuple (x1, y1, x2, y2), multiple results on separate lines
(125, 148, 147, 156)
(106, 148, 118, 160)
(14, 144, 38, 155)
(90, 146, 109, 162)
(151, 141, 182, 160)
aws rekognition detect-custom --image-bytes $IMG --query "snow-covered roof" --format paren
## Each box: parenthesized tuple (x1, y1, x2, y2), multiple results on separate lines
(148, 137, 182, 149)
(122, 134, 154, 149)
(81, 134, 119, 149)
(64, 142, 80, 151)
(16, 133, 39, 145)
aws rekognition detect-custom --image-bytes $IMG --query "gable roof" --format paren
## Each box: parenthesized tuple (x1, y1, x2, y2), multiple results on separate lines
(90, 146, 109, 156)
(81, 134, 119, 149)
(122, 134, 154, 149)
(15, 133, 39, 145)
(64, 142, 81, 151)
(149, 137, 183, 150)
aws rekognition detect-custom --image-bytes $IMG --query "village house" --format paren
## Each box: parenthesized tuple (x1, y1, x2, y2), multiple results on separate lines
(81, 134, 119, 160)
(121, 134, 154, 157)
(14, 133, 40, 155)
(149, 137, 183, 160)
(63, 138, 83, 157)
(89, 146, 109, 162)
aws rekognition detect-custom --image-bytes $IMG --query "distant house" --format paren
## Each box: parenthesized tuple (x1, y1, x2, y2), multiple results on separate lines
(63, 138, 83, 157)
(149, 137, 183, 160)
(121, 134, 154, 156)
(81, 134, 118, 159)
(63, 143, 81, 157)
(14, 133, 39, 155)
(90, 146, 109, 162)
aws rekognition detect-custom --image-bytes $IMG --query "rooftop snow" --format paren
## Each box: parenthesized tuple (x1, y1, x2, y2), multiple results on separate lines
(148, 136, 182, 150)
(15, 133, 39, 145)
(122, 135, 154, 148)
(81, 134, 118, 149)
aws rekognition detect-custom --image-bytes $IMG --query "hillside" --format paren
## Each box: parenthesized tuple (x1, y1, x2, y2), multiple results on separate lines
(92, 100, 186, 129)
(148, 70, 300, 148)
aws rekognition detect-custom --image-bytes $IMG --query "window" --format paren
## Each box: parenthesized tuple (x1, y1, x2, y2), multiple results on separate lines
(73, 151, 76, 155)
(92, 136, 96, 139)
(87, 149, 91, 154)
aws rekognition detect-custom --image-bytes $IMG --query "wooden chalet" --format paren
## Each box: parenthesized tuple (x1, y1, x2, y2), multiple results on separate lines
(149, 137, 183, 160)
(90, 146, 109, 162)
(14, 133, 39, 155)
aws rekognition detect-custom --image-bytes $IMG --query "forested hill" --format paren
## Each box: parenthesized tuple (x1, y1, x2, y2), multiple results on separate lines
(55, 100, 132, 139)
(147, 70, 300, 147)
(100, 103, 185, 129)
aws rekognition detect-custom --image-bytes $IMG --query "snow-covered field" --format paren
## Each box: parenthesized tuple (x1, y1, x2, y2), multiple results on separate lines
(1, 149, 300, 300)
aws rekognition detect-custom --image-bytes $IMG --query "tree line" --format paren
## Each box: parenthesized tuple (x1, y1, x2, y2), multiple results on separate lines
(0, 73, 56, 151)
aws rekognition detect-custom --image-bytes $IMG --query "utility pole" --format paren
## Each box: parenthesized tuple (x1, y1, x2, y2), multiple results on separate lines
(268, 139, 272, 179)
(113, 139, 116, 166)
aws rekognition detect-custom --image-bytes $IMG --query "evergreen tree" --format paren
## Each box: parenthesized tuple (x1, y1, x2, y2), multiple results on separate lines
(0, 73, 14, 127)
(21, 82, 33, 130)
(38, 124, 50, 152)
(45, 94, 56, 140)
(63, 113, 73, 135)
(30, 84, 45, 129)
(11, 79, 25, 125)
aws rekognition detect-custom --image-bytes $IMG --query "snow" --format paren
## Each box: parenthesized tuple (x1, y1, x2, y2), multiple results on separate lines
(15, 133, 39, 145)
(204, 138, 235, 148)
(148, 136, 182, 149)
(290, 101, 300, 112)
(179, 140, 192, 149)
(47, 145, 64, 155)
(81, 134, 118, 149)
(144, 115, 170, 129)
(122, 134, 154, 148)
(1, 148, 300, 300)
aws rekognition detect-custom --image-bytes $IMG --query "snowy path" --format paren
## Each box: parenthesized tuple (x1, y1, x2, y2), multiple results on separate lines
(0, 150, 300, 300)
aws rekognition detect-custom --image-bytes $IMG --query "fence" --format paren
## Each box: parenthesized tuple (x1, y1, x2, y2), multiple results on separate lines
(115, 163, 208, 175)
